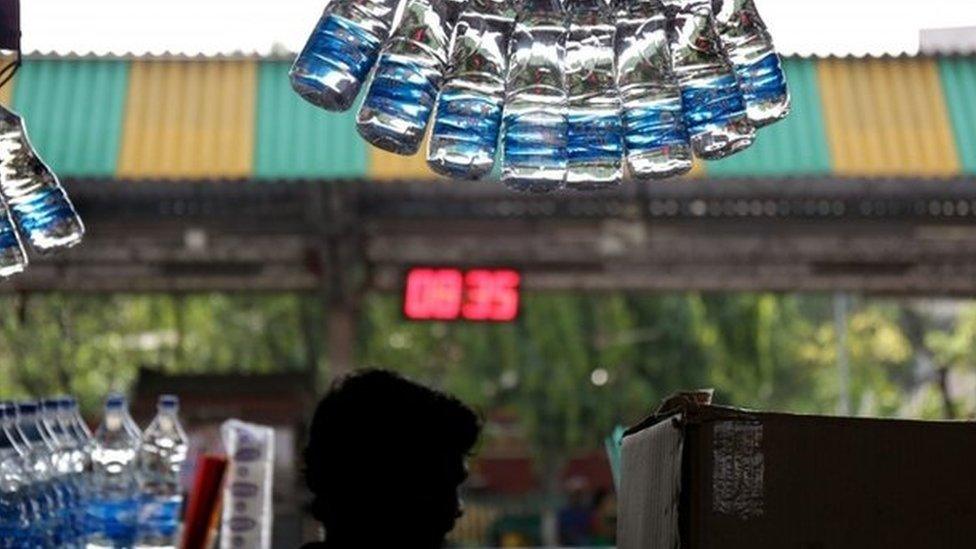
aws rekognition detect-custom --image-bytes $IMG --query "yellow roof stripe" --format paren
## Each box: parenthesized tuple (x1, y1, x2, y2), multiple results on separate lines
(118, 60, 257, 179)
(369, 138, 439, 181)
(818, 57, 959, 177)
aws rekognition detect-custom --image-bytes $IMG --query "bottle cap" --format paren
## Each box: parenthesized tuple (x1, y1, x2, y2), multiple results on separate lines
(158, 394, 179, 410)
(16, 401, 37, 415)
(41, 398, 61, 412)
(105, 393, 126, 409)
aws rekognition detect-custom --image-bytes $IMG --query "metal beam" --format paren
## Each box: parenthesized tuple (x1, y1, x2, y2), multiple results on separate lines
(3, 177, 976, 295)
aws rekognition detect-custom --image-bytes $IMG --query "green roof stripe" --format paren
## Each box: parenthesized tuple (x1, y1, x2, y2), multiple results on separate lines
(939, 58, 976, 174)
(253, 61, 367, 179)
(12, 59, 129, 178)
(706, 58, 831, 177)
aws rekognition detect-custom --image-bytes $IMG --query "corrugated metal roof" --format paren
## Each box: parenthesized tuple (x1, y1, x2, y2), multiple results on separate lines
(254, 61, 367, 179)
(818, 57, 959, 177)
(0, 54, 974, 180)
(117, 59, 257, 179)
(706, 58, 831, 177)
(11, 59, 129, 177)
(0, 80, 11, 107)
(369, 138, 438, 181)
(939, 57, 976, 174)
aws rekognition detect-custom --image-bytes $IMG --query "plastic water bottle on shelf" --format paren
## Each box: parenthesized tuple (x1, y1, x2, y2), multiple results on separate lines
(290, 0, 405, 111)
(663, 0, 753, 159)
(14, 401, 69, 546)
(0, 105, 85, 251)
(2, 401, 51, 548)
(426, 0, 516, 178)
(564, 0, 622, 189)
(614, 0, 691, 179)
(89, 394, 141, 548)
(501, 0, 569, 192)
(357, 0, 468, 154)
(136, 395, 188, 549)
(712, 0, 789, 126)
(62, 396, 95, 542)
(42, 398, 87, 545)
(0, 403, 32, 548)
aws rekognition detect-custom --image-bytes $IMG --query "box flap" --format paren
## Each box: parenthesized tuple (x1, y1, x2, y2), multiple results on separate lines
(618, 414, 684, 549)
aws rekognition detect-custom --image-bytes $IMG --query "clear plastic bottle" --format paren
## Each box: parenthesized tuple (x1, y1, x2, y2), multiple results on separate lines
(711, 0, 789, 126)
(136, 395, 188, 549)
(357, 0, 467, 154)
(615, 0, 692, 179)
(0, 403, 32, 549)
(43, 397, 87, 546)
(62, 396, 95, 542)
(0, 104, 86, 251)
(501, 0, 569, 192)
(13, 401, 67, 547)
(664, 0, 754, 159)
(564, 0, 622, 189)
(88, 394, 141, 548)
(0, 199, 26, 278)
(426, 0, 516, 178)
(290, 0, 405, 111)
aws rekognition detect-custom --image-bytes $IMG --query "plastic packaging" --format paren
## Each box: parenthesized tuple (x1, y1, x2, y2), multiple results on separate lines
(220, 420, 275, 549)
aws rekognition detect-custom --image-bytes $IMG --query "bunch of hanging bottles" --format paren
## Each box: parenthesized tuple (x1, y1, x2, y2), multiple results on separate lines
(290, 0, 790, 192)
(0, 393, 188, 548)
(0, 102, 85, 278)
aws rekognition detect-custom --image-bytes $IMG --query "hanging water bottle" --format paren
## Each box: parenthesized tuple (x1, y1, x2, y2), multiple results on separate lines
(89, 394, 141, 549)
(0, 105, 85, 252)
(357, 0, 467, 154)
(0, 199, 26, 278)
(426, 0, 516, 178)
(501, 0, 569, 192)
(14, 401, 68, 546)
(712, 0, 789, 126)
(564, 0, 622, 189)
(290, 0, 405, 111)
(664, 0, 753, 159)
(136, 395, 189, 549)
(615, 0, 692, 179)
(0, 403, 32, 549)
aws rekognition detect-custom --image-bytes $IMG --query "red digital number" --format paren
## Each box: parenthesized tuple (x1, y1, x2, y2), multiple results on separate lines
(462, 269, 520, 321)
(404, 267, 521, 322)
(403, 268, 464, 320)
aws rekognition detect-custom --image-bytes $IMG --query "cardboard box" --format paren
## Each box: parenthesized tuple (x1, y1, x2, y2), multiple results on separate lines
(618, 394, 976, 549)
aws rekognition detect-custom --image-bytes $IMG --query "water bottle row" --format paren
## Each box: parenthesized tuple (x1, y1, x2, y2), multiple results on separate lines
(290, 0, 790, 192)
(0, 104, 85, 278)
(0, 394, 188, 548)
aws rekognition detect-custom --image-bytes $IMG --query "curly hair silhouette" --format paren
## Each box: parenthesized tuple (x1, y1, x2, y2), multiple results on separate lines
(302, 370, 482, 549)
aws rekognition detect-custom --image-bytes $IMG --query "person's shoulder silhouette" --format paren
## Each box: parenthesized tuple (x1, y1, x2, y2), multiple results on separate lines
(302, 369, 482, 549)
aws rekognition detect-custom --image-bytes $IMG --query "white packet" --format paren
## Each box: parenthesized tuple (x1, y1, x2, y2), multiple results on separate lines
(220, 419, 275, 549)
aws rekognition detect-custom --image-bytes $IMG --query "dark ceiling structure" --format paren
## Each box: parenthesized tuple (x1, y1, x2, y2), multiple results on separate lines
(9, 177, 976, 297)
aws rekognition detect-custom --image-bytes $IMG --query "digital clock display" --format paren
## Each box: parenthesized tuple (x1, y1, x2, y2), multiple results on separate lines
(403, 267, 521, 322)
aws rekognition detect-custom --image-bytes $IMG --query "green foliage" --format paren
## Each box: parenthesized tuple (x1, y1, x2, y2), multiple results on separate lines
(0, 290, 972, 446)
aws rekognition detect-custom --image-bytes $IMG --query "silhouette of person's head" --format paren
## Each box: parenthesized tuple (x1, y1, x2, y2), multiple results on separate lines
(304, 370, 481, 549)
